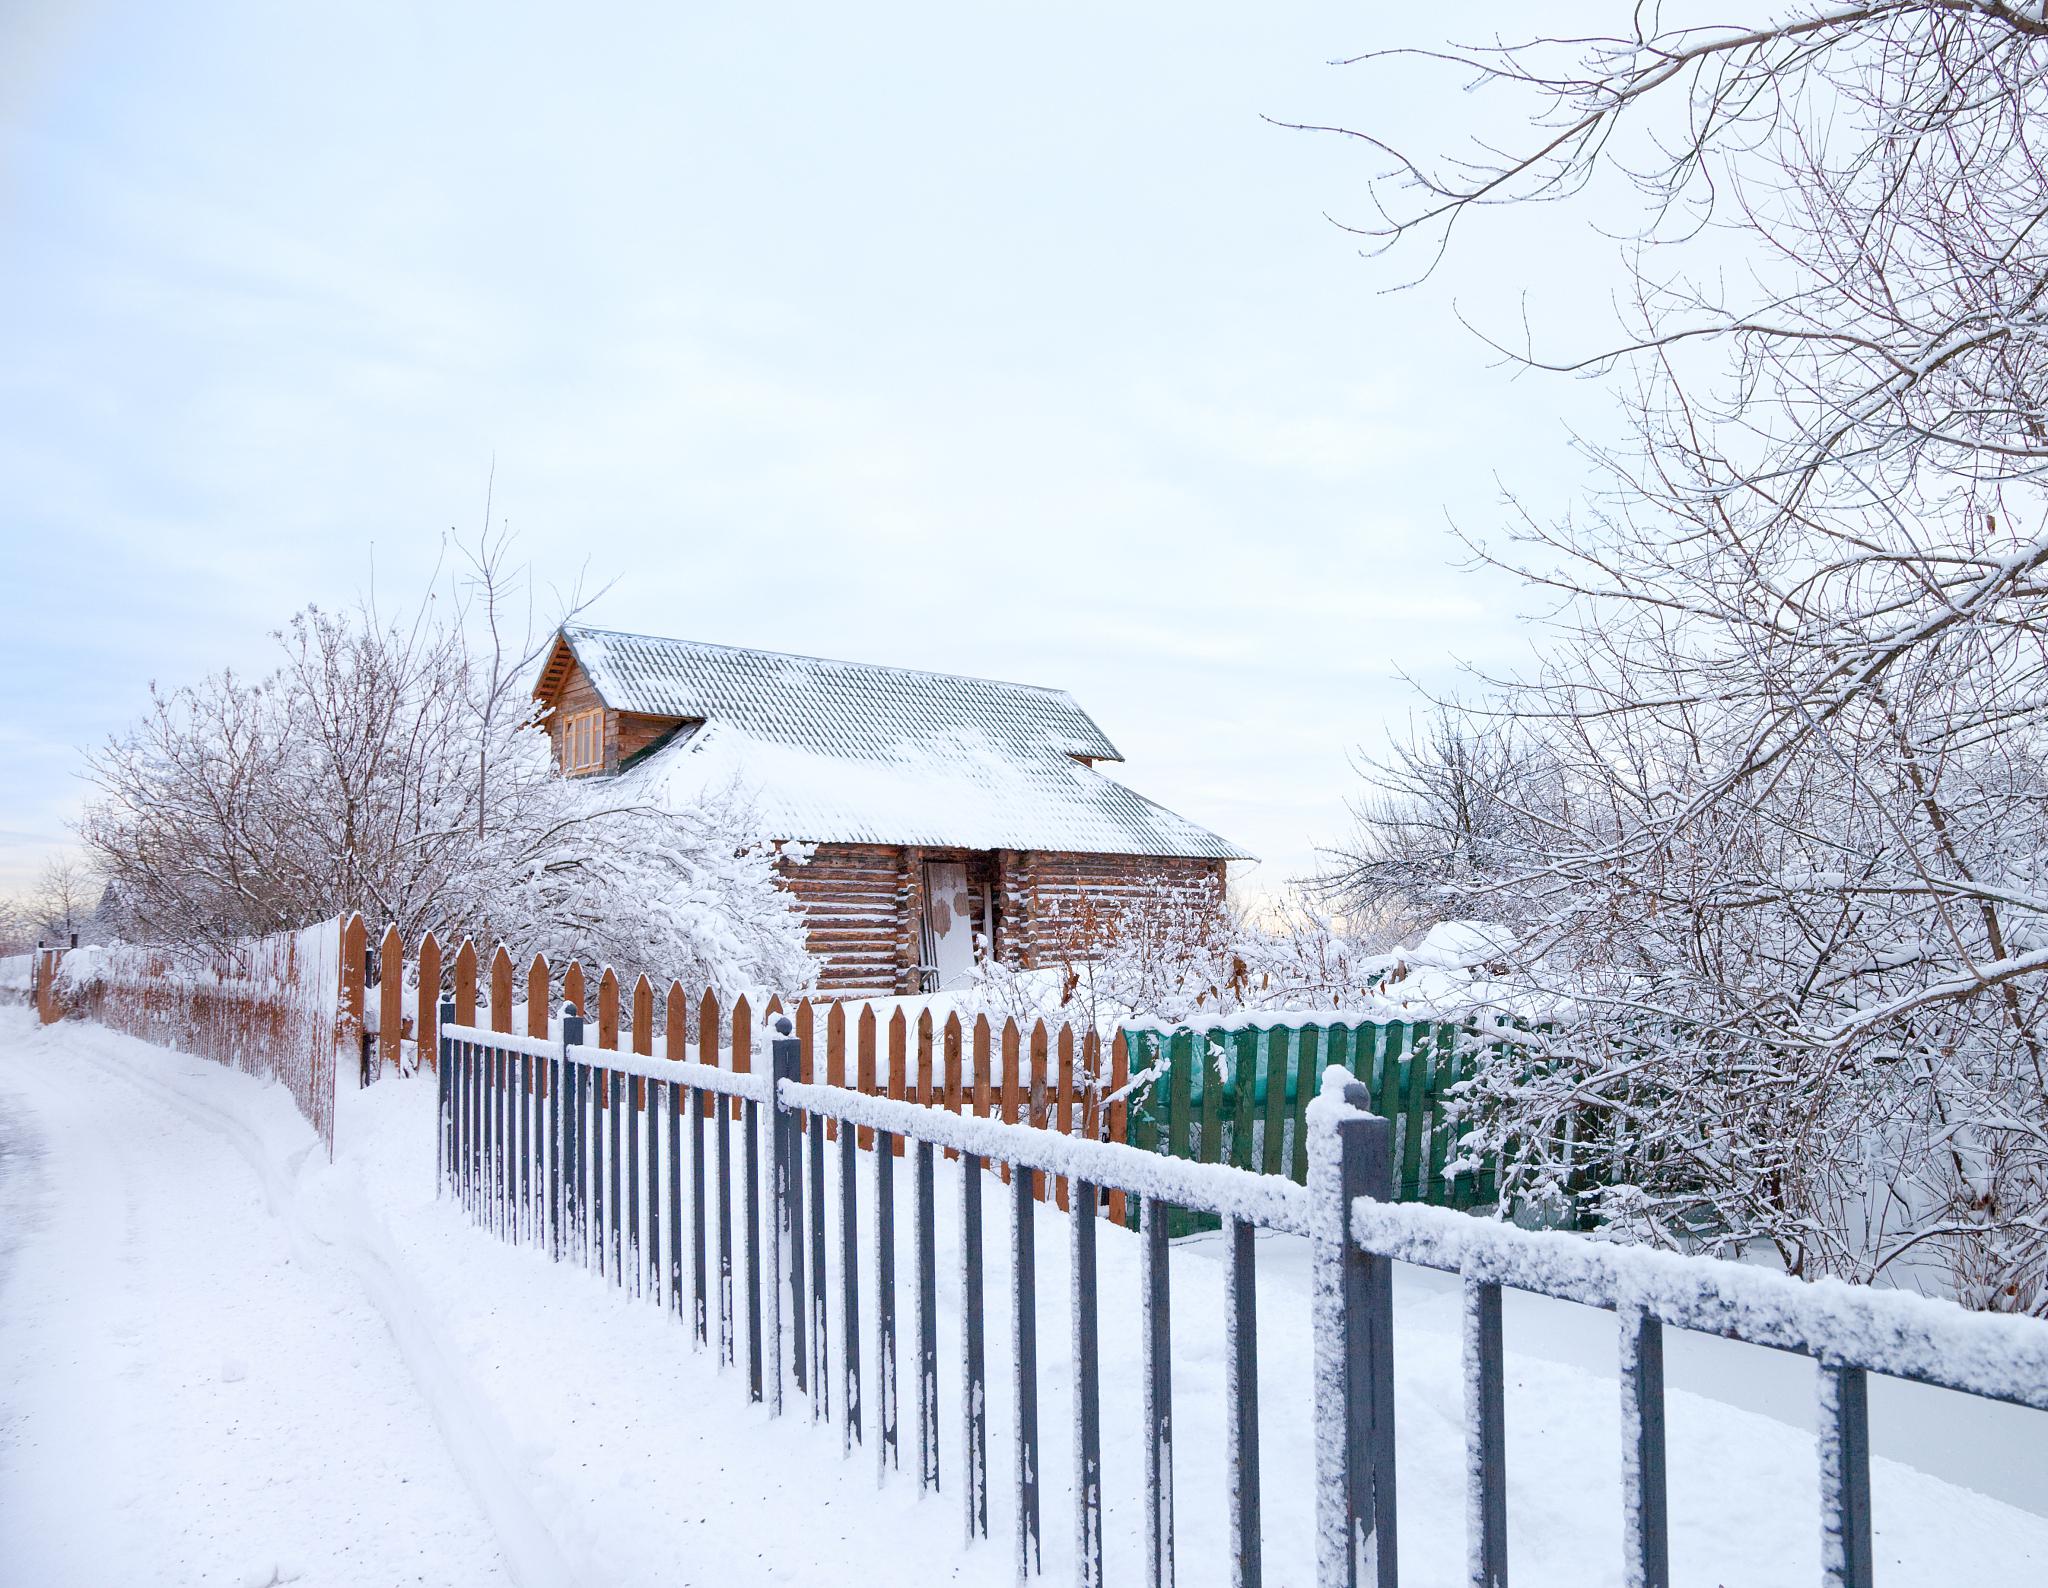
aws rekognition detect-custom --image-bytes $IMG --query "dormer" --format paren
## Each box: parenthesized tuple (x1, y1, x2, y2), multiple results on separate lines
(532, 631, 692, 778)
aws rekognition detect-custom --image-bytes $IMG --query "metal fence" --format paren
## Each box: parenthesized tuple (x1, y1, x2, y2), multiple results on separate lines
(439, 1009, 2048, 1588)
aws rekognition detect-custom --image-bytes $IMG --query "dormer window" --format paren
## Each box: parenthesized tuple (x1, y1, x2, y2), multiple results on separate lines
(561, 709, 604, 774)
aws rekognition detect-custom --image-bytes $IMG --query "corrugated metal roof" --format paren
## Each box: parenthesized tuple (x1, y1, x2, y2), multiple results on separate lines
(557, 625, 1250, 861)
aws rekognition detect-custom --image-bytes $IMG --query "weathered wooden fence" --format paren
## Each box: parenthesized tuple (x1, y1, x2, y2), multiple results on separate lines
(35, 922, 345, 1152)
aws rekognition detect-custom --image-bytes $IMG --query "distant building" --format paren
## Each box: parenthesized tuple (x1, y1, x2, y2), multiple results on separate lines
(532, 625, 1249, 997)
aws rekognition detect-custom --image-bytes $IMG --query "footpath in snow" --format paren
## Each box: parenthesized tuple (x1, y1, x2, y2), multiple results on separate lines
(2, 1007, 2045, 1586)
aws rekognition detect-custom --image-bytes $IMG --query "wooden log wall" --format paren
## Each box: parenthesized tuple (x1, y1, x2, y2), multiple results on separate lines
(339, 913, 1134, 1221)
(783, 844, 1227, 994)
(998, 850, 1227, 972)
(775, 843, 906, 996)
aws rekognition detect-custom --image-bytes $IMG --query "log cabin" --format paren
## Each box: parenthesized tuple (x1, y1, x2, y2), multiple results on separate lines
(532, 624, 1250, 997)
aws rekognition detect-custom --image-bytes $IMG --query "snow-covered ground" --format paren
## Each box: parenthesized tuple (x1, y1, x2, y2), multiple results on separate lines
(2, 1007, 2045, 1586)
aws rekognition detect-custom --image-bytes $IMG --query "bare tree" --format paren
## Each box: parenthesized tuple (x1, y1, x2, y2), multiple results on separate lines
(1323, 707, 1565, 927)
(80, 531, 815, 996)
(29, 855, 101, 945)
(1307, 5, 2048, 1308)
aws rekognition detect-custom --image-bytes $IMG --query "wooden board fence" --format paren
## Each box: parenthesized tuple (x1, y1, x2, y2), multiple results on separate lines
(341, 914, 1132, 1221)
(1118, 1019, 1505, 1234)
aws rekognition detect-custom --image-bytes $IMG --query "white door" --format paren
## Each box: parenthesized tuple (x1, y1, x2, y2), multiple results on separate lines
(922, 862, 978, 991)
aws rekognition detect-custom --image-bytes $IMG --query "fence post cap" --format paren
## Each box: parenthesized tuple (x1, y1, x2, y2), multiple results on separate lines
(439, 997, 456, 1020)
(772, 1014, 794, 1037)
(562, 1001, 582, 1021)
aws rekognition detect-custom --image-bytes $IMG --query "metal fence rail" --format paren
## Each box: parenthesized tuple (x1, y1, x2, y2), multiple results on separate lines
(440, 1009, 2048, 1588)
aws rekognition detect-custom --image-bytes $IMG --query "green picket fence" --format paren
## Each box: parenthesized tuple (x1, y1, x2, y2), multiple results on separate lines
(1118, 1020, 1501, 1235)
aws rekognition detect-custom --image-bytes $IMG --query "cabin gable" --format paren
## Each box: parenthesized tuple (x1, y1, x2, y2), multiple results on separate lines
(532, 636, 691, 778)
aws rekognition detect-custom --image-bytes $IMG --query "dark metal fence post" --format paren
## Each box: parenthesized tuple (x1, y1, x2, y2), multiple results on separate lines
(1621, 1307, 1669, 1588)
(1465, 1278, 1508, 1588)
(1226, 1215, 1262, 1588)
(1310, 1075, 1396, 1588)
(1819, 1362, 1873, 1588)
(1073, 1179, 1103, 1588)
(840, 1105, 862, 1452)
(808, 1094, 829, 1419)
(562, 1004, 585, 1263)
(745, 1074, 764, 1403)
(916, 1135, 940, 1493)
(1014, 1154, 1041, 1577)
(877, 1114, 900, 1477)
(1141, 1196, 1174, 1588)
(550, 1030, 564, 1261)
(962, 1148, 988, 1541)
(437, 999, 456, 1194)
(771, 1019, 802, 1415)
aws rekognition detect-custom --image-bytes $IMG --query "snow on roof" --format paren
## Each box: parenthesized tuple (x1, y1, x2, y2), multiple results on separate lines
(556, 625, 1250, 860)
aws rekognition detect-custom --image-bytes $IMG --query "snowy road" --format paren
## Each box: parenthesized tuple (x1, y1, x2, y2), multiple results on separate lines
(0, 1011, 517, 1588)
(4, 1007, 2047, 1587)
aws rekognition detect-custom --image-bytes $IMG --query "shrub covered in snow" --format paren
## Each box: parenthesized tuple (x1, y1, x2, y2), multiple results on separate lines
(951, 888, 1405, 1032)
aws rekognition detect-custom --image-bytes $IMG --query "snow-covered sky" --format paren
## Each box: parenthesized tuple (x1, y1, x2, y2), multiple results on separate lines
(0, 1, 1626, 898)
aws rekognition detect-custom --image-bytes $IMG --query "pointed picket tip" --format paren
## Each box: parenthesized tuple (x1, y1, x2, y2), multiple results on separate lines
(890, 1007, 909, 1038)
(598, 965, 620, 997)
(379, 922, 402, 957)
(699, 987, 719, 1024)
(917, 1007, 934, 1037)
(945, 1011, 964, 1042)
(858, 1003, 877, 1037)
(827, 1001, 847, 1037)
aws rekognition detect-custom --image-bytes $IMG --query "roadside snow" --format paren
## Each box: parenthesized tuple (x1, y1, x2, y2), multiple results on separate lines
(4, 1010, 2046, 1586)
(0, 1010, 522, 1588)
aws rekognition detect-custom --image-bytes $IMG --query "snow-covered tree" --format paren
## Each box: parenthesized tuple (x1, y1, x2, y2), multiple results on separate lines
(1315, 4, 2048, 1309)
(81, 532, 815, 998)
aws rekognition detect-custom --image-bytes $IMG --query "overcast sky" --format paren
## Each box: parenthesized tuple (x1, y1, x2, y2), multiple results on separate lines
(1, 1, 1629, 899)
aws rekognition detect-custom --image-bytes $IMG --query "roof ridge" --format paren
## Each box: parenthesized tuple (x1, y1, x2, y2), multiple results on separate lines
(564, 623, 1081, 701)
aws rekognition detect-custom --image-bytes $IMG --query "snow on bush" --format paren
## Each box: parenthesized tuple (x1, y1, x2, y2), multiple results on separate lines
(949, 889, 1405, 1033)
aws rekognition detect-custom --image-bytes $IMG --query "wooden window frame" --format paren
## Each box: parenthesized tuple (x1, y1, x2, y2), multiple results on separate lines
(561, 709, 604, 774)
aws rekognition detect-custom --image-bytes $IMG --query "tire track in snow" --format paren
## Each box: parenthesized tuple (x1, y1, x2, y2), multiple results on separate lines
(3, 1016, 579, 1588)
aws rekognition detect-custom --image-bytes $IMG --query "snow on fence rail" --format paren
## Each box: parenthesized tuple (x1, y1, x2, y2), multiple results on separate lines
(347, 914, 1141, 1223)
(442, 1013, 2048, 1588)
(36, 920, 344, 1153)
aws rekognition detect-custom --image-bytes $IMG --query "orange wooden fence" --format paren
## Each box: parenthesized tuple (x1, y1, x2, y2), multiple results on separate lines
(342, 913, 1132, 1220)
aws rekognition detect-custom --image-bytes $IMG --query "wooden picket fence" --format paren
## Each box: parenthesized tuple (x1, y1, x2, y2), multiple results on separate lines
(341, 914, 1137, 1222)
